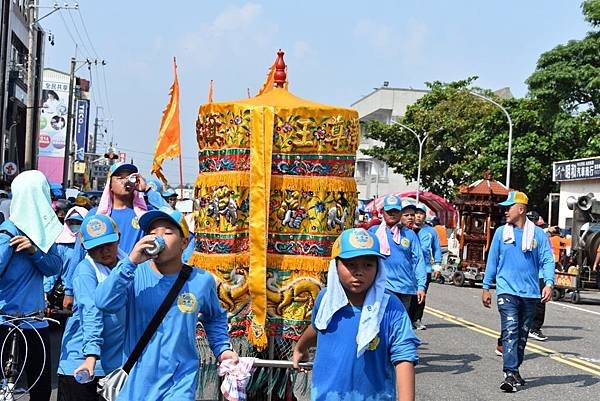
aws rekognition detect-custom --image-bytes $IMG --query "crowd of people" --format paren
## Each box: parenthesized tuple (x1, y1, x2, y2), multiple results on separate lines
(0, 164, 590, 400)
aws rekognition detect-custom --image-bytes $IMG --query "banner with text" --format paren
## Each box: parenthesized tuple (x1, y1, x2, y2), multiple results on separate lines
(75, 99, 90, 161)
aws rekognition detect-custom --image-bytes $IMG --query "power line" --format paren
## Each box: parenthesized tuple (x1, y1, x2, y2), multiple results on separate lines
(75, 8, 100, 59)
(58, 11, 79, 53)
(66, 9, 92, 58)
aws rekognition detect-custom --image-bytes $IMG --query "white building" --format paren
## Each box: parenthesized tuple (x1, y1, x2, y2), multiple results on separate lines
(552, 156, 600, 229)
(351, 85, 429, 200)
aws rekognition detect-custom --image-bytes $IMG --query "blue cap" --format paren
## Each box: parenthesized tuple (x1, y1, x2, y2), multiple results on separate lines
(498, 191, 529, 207)
(415, 202, 428, 213)
(80, 214, 120, 250)
(401, 199, 417, 211)
(146, 178, 163, 194)
(109, 162, 138, 177)
(66, 212, 84, 222)
(162, 188, 177, 198)
(383, 195, 402, 211)
(139, 206, 190, 238)
(331, 228, 383, 259)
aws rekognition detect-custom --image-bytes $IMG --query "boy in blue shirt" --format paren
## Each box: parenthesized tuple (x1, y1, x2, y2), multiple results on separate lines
(95, 206, 237, 400)
(293, 228, 420, 401)
(482, 191, 554, 392)
(369, 195, 427, 322)
(58, 214, 126, 401)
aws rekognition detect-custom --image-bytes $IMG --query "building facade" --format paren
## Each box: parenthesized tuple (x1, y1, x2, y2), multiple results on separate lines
(553, 156, 600, 229)
(351, 85, 428, 200)
(0, 0, 44, 180)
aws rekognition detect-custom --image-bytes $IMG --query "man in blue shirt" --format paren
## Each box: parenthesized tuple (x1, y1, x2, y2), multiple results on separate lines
(369, 195, 427, 322)
(412, 203, 442, 330)
(62, 163, 168, 309)
(482, 191, 554, 392)
(96, 207, 237, 400)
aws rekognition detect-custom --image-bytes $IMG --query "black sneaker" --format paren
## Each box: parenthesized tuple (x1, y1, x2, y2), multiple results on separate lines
(513, 372, 526, 386)
(500, 374, 518, 392)
(529, 329, 548, 341)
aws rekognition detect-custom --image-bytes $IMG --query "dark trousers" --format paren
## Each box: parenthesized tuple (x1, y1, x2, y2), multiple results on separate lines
(413, 273, 432, 322)
(530, 278, 546, 332)
(392, 292, 417, 322)
(57, 374, 102, 401)
(0, 325, 52, 401)
(497, 294, 537, 373)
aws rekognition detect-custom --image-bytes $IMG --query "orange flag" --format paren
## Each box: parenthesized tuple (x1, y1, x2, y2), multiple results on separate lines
(152, 57, 181, 185)
(256, 57, 288, 96)
(208, 80, 214, 103)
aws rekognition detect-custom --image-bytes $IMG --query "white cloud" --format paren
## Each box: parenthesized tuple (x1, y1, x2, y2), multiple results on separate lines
(177, 3, 278, 69)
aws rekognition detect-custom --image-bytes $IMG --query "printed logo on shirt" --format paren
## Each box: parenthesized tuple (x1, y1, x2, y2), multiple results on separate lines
(532, 239, 538, 249)
(131, 216, 139, 229)
(348, 229, 374, 249)
(177, 292, 198, 313)
(368, 336, 380, 351)
(400, 237, 410, 248)
(86, 218, 107, 237)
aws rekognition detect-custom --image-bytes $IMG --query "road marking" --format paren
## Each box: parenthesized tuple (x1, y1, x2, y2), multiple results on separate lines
(548, 301, 600, 317)
(424, 306, 600, 377)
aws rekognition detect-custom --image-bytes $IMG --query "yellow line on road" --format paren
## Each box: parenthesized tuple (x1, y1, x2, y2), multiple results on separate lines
(424, 306, 600, 377)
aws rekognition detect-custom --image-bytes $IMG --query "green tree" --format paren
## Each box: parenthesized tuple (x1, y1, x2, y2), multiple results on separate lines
(363, 79, 566, 208)
(527, 0, 600, 115)
(365, 1, 600, 210)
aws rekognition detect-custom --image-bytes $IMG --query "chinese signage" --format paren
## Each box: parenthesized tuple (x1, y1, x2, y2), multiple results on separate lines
(553, 157, 600, 182)
(75, 100, 90, 161)
(37, 76, 70, 183)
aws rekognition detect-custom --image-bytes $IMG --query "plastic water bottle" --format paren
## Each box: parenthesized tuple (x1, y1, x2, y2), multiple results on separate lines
(75, 369, 93, 384)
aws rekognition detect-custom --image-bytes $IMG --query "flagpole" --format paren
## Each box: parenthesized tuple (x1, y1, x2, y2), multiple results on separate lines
(178, 153, 184, 199)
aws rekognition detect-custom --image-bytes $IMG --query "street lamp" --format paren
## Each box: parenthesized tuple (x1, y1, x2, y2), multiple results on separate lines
(469, 91, 513, 189)
(393, 122, 431, 203)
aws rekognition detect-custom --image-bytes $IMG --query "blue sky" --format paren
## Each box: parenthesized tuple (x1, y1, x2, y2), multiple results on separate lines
(42, 1, 591, 185)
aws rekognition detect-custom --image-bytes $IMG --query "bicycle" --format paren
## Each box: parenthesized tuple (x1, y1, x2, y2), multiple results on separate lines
(0, 311, 61, 401)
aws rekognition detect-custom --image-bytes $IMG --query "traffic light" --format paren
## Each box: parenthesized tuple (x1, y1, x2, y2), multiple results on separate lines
(104, 150, 119, 160)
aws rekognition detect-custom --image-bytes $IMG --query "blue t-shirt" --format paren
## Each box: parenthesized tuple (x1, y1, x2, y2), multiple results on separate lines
(58, 258, 125, 377)
(483, 225, 555, 298)
(416, 225, 442, 273)
(369, 224, 427, 294)
(311, 289, 420, 401)
(0, 221, 61, 329)
(95, 260, 231, 401)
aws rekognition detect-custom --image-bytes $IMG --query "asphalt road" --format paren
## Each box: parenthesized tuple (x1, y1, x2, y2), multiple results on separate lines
(416, 283, 600, 400)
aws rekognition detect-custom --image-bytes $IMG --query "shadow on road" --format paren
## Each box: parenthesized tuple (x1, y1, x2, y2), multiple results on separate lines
(520, 373, 600, 389)
(416, 352, 481, 375)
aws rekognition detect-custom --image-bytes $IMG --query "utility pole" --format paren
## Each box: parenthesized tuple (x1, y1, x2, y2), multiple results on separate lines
(24, 0, 37, 170)
(62, 57, 76, 188)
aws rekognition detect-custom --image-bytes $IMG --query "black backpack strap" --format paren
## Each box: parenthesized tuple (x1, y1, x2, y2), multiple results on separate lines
(0, 229, 15, 280)
(122, 265, 192, 373)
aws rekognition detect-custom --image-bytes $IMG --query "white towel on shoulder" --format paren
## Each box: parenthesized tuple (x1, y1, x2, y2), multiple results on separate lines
(502, 219, 535, 252)
(314, 258, 390, 357)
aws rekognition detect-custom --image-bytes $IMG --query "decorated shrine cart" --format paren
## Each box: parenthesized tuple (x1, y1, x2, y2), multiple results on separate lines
(445, 173, 509, 287)
(189, 51, 359, 399)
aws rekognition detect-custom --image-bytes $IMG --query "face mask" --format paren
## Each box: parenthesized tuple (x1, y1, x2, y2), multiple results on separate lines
(68, 224, 81, 233)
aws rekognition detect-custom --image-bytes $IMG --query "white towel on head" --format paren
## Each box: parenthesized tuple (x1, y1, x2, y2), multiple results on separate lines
(502, 219, 536, 252)
(314, 258, 390, 358)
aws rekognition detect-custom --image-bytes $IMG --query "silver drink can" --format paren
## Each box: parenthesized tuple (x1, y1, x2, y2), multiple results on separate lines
(127, 175, 138, 184)
(145, 236, 165, 256)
